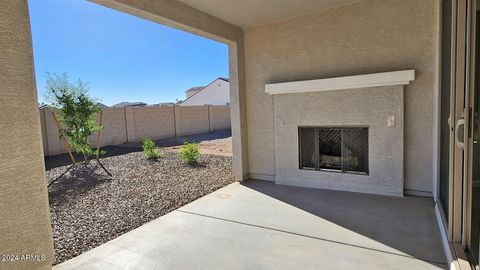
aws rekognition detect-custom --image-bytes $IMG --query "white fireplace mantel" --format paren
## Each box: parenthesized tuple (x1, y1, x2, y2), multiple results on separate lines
(265, 70, 415, 95)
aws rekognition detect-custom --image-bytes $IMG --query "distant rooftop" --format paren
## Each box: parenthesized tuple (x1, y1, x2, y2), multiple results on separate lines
(185, 77, 229, 93)
(148, 102, 175, 107)
(96, 102, 109, 108)
(112, 102, 147, 108)
(186, 86, 205, 93)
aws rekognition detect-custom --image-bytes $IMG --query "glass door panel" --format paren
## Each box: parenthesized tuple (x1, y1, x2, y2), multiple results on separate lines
(469, 1, 480, 263)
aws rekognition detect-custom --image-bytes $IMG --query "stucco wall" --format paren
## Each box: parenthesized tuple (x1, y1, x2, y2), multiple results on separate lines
(0, 1, 54, 270)
(244, 0, 438, 194)
(0, 0, 246, 268)
(274, 85, 404, 196)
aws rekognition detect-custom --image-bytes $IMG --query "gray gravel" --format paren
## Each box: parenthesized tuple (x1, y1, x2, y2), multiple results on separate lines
(46, 151, 234, 265)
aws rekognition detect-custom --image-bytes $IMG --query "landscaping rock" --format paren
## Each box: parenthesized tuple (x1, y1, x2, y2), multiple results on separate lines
(46, 151, 233, 265)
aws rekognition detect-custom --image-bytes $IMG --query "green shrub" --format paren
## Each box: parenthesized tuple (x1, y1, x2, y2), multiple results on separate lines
(142, 138, 162, 160)
(179, 141, 201, 165)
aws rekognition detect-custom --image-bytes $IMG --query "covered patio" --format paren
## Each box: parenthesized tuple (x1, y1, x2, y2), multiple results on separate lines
(1, 0, 458, 269)
(54, 180, 447, 270)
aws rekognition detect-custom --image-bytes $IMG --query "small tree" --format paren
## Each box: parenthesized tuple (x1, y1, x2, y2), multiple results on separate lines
(179, 141, 201, 165)
(45, 73, 103, 164)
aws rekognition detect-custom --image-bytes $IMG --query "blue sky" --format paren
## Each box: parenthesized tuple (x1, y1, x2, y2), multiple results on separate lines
(28, 0, 229, 106)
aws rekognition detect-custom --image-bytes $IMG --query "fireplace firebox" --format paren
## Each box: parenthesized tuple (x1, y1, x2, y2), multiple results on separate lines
(299, 127, 368, 175)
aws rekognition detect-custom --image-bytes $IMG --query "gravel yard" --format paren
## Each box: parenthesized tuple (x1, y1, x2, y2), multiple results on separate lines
(46, 145, 233, 265)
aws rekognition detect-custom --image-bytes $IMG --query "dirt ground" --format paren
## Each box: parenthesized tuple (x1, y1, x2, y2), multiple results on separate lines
(149, 129, 232, 157)
(44, 130, 232, 170)
(163, 135, 232, 156)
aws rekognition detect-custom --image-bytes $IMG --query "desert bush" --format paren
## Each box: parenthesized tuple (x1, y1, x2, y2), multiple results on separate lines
(143, 138, 162, 159)
(179, 141, 201, 165)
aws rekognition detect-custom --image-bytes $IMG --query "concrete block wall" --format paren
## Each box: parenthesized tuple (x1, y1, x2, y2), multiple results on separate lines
(174, 105, 210, 136)
(125, 106, 176, 142)
(39, 108, 48, 155)
(209, 105, 231, 131)
(42, 107, 67, 156)
(40, 105, 231, 156)
(97, 108, 128, 146)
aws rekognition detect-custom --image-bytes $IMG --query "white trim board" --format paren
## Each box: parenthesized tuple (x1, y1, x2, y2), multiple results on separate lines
(265, 70, 415, 95)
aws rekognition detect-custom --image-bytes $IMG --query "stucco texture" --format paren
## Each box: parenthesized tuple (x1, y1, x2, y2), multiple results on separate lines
(274, 85, 404, 196)
(0, 1, 54, 270)
(0, 0, 248, 267)
(244, 0, 438, 194)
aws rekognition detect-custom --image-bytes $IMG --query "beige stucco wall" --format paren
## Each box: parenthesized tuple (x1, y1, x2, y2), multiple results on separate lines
(244, 0, 438, 194)
(274, 85, 404, 196)
(0, 0, 247, 267)
(0, 1, 54, 270)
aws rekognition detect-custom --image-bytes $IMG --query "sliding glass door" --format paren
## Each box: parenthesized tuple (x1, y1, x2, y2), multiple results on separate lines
(468, 0, 480, 263)
(440, 0, 480, 265)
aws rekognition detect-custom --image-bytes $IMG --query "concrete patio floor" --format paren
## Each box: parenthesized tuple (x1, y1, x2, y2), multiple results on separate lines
(54, 180, 447, 270)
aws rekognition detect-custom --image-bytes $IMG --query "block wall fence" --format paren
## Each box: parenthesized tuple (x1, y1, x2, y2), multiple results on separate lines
(39, 105, 231, 156)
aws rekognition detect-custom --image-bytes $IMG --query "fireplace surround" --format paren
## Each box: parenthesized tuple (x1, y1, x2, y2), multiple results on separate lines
(266, 70, 415, 196)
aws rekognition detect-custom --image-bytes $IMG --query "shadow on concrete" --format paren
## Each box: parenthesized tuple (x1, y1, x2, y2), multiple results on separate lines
(240, 180, 448, 268)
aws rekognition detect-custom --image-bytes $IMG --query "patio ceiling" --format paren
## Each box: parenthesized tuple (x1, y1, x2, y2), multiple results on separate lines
(176, 0, 361, 29)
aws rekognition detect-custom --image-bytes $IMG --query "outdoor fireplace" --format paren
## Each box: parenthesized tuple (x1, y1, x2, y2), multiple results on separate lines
(299, 127, 368, 174)
(265, 70, 414, 196)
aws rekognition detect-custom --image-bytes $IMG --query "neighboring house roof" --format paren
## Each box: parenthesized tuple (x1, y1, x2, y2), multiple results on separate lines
(96, 102, 109, 108)
(186, 86, 205, 93)
(148, 102, 175, 107)
(112, 102, 147, 108)
(182, 77, 229, 105)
